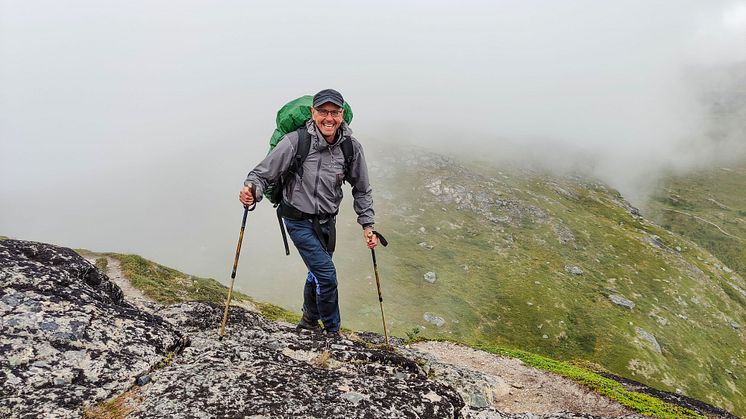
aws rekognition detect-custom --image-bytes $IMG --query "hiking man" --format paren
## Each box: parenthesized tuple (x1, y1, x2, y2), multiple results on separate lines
(239, 89, 378, 335)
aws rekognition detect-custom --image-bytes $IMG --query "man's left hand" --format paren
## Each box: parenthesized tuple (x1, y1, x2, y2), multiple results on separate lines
(364, 228, 378, 249)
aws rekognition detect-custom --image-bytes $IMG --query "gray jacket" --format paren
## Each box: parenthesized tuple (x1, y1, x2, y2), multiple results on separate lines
(245, 119, 375, 227)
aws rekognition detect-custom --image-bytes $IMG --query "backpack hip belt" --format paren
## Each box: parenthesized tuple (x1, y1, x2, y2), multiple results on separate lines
(277, 201, 339, 255)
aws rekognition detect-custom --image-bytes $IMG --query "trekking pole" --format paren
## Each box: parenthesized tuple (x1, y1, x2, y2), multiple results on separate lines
(369, 231, 389, 347)
(219, 186, 256, 340)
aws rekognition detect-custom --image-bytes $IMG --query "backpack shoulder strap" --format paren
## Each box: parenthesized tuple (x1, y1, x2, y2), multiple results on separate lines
(289, 127, 312, 178)
(340, 137, 355, 179)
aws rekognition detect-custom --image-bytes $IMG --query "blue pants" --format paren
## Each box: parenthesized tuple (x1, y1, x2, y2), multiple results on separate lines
(283, 218, 340, 332)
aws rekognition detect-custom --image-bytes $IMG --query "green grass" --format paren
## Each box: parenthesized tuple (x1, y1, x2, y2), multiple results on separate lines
(329, 149, 746, 416)
(646, 162, 746, 279)
(76, 250, 300, 325)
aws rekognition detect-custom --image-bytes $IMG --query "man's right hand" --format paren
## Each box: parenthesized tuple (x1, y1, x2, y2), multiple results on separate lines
(239, 185, 255, 207)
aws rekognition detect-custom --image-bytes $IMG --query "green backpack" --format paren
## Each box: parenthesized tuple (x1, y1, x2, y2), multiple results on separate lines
(264, 95, 354, 204)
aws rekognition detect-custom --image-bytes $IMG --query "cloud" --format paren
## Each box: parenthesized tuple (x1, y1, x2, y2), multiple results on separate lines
(1, 0, 745, 281)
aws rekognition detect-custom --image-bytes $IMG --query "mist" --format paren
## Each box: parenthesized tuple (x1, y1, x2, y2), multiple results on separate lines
(2, 1, 745, 303)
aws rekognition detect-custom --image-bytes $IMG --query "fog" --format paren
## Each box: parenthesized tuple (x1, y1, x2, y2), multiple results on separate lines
(2, 1, 745, 304)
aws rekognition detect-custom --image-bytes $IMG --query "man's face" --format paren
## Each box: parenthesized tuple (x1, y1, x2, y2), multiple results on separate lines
(311, 102, 344, 142)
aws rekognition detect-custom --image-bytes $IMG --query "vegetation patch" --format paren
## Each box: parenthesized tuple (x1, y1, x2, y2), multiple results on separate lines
(82, 388, 141, 419)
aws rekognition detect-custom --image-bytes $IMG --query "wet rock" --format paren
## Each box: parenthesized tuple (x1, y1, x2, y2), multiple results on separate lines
(609, 294, 635, 310)
(424, 271, 438, 283)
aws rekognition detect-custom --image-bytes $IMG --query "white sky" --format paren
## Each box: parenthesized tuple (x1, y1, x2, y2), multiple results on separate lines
(1, 1, 745, 297)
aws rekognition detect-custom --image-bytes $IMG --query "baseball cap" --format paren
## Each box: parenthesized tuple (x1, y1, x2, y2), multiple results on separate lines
(313, 89, 344, 108)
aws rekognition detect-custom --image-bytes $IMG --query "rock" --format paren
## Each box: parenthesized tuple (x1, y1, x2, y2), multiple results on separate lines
(424, 312, 446, 327)
(424, 272, 437, 283)
(643, 235, 666, 249)
(340, 391, 366, 405)
(0, 240, 186, 418)
(131, 303, 465, 418)
(136, 375, 152, 386)
(553, 224, 577, 247)
(635, 327, 662, 354)
(609, 294, 635, 309)
(402, 350, 510, 410)
(730, 322, 741, 330)
(418, 242, 434, 250)
(565, 265, 584, 275)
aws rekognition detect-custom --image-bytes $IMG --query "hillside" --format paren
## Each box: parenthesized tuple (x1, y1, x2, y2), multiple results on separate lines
(328, 148, 745, 416)
(646, 160, 746, 282)
(3, 239, 717, 418)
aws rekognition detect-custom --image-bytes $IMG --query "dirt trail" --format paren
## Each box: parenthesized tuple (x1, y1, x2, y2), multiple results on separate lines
(410, 341, 641, 417)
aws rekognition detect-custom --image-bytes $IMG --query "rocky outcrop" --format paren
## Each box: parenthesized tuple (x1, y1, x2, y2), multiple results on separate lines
(0, 240, 186, 418)
(131, 302, 466, 418)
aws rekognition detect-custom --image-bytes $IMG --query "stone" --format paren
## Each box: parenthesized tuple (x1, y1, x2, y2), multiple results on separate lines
(418, 242, 434, 250)
(424, 312, 446, 327)
(340, 391, 366, 405)
(424, 272, 437, 283)
(136, 375, 152, 386)
(565, 265, 584, 275)
(609, 294, 635, 310)
(635, 327, 662, 354)
(0, 240, 186, 418)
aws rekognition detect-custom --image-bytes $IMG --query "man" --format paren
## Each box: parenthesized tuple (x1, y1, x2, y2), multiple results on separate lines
(239, 89, 378, 335)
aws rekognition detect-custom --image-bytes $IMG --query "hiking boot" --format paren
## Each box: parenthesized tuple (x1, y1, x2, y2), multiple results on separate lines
(323, 329, 341, 338)
(296, 315, 321, 331)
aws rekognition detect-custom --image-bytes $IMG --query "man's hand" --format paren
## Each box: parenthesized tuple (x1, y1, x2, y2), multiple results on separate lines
(364, 227, 378, 249)
(239, 185, 254, 207)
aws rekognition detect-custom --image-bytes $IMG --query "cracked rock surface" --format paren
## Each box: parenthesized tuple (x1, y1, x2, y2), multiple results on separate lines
(131, 302, 466, 418)
(0, 240, 186, 418)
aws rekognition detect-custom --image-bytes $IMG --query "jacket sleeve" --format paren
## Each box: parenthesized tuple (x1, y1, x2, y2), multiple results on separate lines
(244, 133, 297, 203)
(347, 139, 375, 228)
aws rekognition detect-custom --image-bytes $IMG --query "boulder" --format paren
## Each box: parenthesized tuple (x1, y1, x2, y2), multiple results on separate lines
(424, 312, 446, 327)
(0, 240, 186, 418)
(424, 271, 438, 283)
(609, 294, 635, 310)
(565, 265, 584, 275)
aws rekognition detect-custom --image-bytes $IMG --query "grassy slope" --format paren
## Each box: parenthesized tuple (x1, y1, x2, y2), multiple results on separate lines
(332, 150, 745, 416)
(646, 162, 746, 282)
(76, 250, 300, 324)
